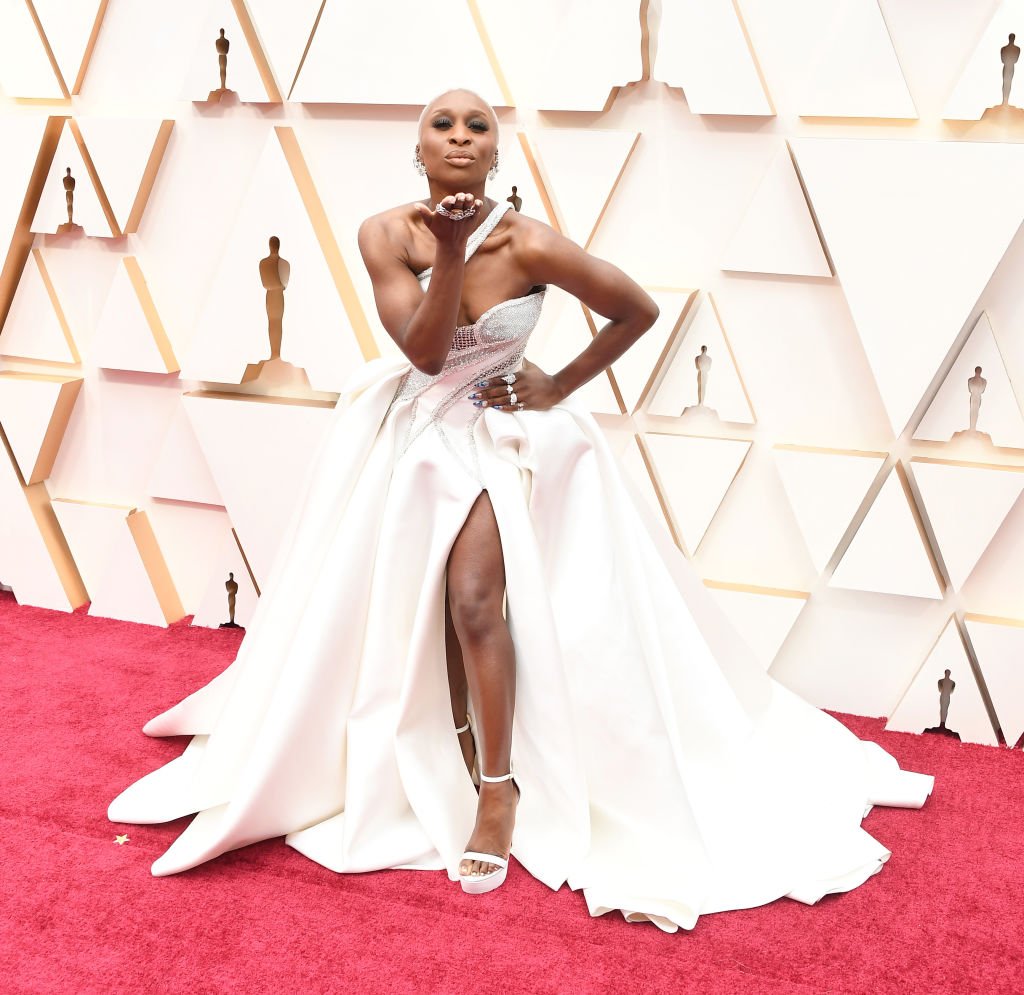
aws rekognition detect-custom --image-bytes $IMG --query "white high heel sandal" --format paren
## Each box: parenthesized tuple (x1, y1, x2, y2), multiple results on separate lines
(459, 769, 517, 895)
(454, 718, 480, 788)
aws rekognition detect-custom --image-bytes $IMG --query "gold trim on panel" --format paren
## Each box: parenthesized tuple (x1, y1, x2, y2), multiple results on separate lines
(635, 288, 698, 412)
(516, 131, 562, 235)
(0, 116, 64, 333)
(184, 388, 335, 409)
(22, 0, 70, 98)
(286, 0, 328, 101)
(67, 119, 121, 237)
(785, 140, 837, 279)
(773, 442, 890, 459)
(9, 372, 82, 484)
(893, 458, 947, 595)
(231, 0, 283, 102)
(27, 0, 110, 96)
(126, 120, 174, 234)
(276, 126, 377, 361)
(729, 0, 775, 116)
(123, 257, 179, 373)
(703, 578, 808, 599)
(547, 131, 640, 251)
(0, 422, 87, 607)
(706, 291, 759, 422)
(466, 0, 515, 108)
(634, 431, 683, 551)
(0, 249, 81, 365)
(231, 525, 261, 597)
(126, 509, 186, 624)
(964, 611, 1024, 628)
(910, 453, 1024, 472)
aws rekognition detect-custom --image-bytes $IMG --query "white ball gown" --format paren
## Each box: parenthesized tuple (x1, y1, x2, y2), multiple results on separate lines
(108, 200, 934, 932)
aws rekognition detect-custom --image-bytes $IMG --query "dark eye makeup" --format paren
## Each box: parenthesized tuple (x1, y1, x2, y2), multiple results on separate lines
(432, 115, 488, 131)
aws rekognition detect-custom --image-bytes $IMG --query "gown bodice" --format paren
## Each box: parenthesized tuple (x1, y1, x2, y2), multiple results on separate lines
(390, 200, 547, 407)
(385, 201, 549, 484)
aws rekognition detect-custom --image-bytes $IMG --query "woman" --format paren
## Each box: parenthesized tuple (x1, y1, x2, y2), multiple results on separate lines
(109, 88, 934, 932)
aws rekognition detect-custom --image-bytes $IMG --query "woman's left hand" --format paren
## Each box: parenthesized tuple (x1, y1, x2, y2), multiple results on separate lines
(467, 358, 563, 412)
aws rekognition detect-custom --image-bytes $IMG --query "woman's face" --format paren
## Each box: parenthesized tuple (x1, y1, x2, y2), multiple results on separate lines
(417, 91, 497, 182)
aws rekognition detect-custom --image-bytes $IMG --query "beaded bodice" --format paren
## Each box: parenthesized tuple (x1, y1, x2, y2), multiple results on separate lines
(386, 200, 548, 484)
(391, 200, 546, 404)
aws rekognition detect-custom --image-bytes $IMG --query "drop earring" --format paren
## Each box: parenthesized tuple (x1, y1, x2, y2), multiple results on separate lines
(488, 148, 499, 180)
(413, 149, 427, 176)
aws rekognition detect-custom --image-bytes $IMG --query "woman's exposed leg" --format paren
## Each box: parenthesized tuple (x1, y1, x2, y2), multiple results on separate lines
(446, 488, 518, 878)
(445, 588, 476, 777)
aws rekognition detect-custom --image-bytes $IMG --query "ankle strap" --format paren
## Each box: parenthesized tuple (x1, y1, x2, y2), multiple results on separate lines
(479, 770, 513, 783)
(454, 721, 470, 734)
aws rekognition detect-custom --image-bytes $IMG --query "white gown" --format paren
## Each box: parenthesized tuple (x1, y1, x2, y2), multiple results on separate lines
(108, 200, 934, 932)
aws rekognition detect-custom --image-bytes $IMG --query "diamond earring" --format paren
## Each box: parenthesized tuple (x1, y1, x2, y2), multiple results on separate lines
(413, 149, 426, 176)
(488, 148, 499, 180)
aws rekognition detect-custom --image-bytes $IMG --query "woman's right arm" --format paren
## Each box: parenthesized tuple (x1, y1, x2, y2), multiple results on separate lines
(358, 205, 474, 376)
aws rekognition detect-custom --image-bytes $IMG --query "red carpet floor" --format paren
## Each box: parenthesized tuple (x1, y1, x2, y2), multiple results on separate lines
(1, 588, 1022, 994)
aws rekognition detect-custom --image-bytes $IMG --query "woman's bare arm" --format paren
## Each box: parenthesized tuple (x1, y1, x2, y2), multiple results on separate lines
(520, 224, 659, 400)
(357, 209, 472, 376)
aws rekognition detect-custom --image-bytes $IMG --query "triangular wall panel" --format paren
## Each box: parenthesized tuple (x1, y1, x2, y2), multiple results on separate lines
(648, 294, 754, 424)
(0, 249, 78, 363)
(798, 0, 917, 118)
(722, 145, 831, 277)
(528, 128, 639, 249)
(913, 311, 1024, 449)
(792, 137, 1024, 435)
(828, 466, 942, 599)
(652, 0, 773, 115)
(910, 460, 1024, 590)
(886, 618, 997, 746)
(644, 433, 752, 554)
(773, 448, 885, 574)
(943, 0, 1024, 119)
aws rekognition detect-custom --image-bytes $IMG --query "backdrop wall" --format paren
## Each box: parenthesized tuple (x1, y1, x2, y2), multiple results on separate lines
(0, 0, 1022, 750)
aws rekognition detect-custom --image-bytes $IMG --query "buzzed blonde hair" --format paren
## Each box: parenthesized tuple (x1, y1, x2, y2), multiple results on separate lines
(416, 88, 499, 138)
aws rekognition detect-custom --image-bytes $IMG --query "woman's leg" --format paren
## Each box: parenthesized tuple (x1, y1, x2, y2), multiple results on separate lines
(446, 489, 518, 877)
(445, 588, 476, 776)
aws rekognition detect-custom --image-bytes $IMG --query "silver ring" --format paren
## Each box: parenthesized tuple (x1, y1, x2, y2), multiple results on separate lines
(517, 401, 525, 410)
(509, 391, 518, 405)
(435, 201, 476, 221)
(505, 383, 513, 393)
(500, 373, 516, 384)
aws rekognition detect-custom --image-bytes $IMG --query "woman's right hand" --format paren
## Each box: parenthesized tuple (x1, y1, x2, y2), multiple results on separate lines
(414, 193, 484, 251)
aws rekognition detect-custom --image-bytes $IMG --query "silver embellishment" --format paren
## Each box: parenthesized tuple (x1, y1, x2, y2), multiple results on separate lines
(435, 201, 476, 221)
(385, 201, 546, 483)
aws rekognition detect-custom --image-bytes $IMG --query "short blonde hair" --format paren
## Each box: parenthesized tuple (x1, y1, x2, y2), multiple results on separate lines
(416, 87, 499, 139)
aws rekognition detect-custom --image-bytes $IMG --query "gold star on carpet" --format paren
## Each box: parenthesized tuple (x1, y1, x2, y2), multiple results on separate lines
(113, 834, 130, 845)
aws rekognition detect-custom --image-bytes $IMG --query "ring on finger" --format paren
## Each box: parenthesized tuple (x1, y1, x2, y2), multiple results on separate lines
(436, 201, 476, 221)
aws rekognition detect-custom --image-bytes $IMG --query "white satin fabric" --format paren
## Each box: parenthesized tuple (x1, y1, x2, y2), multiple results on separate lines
(109, 203, 933, 932)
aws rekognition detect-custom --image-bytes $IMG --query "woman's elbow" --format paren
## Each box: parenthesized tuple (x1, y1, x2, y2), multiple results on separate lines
(638, 297, 660, 329)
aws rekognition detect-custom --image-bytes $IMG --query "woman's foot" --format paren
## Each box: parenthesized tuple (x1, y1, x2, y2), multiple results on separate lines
(459, 778, 520, 878)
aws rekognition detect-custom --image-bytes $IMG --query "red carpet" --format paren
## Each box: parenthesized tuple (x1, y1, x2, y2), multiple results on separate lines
(1, 588, 1021, 994)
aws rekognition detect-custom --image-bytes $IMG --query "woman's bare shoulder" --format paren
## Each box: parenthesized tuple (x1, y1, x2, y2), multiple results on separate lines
(359, 202, 421, 241)
(357, 203, 423, 269)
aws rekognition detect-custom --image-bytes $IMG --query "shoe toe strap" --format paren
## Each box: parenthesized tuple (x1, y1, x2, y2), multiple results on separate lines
(460, 851, 508, 869)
